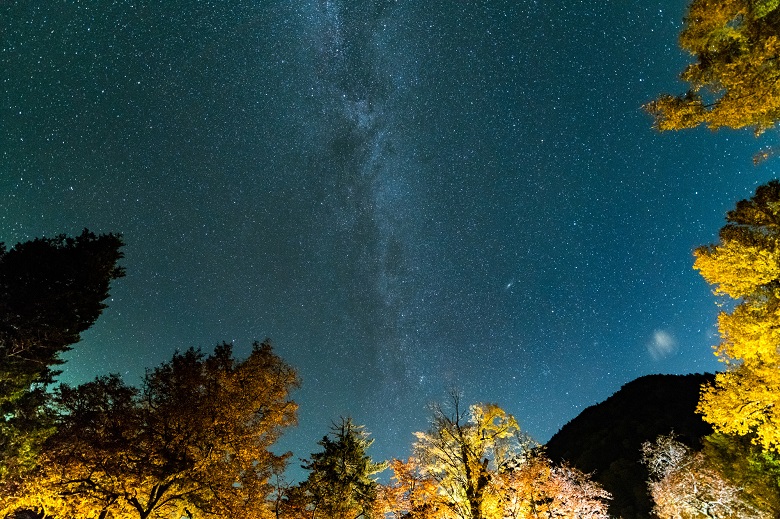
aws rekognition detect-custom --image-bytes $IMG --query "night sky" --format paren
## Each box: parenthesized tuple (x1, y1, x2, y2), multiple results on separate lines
(3, 1, 777, 480)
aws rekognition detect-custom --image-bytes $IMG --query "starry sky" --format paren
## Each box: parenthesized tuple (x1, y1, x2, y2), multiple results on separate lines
(3, 0, 777, 479)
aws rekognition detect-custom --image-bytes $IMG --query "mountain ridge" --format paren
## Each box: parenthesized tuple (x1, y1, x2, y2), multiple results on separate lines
(545, 373, 715, 519)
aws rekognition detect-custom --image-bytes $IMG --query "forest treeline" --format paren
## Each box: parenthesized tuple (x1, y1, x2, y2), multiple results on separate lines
(2, 196, 780, 519)
(6, 0, 780, 517)
(0, 230, 612, 518)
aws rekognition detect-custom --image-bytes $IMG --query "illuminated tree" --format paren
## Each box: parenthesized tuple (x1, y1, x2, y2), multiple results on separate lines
(645, 0, 780, 136)
(702, 433, 780, 515)
(410, 395, 530, 519)
(694, 181, 780, 451)
(379, 397, 609, 519)
(542, 464, 611, 518)
(298, 417, 386, 519)
(378, 457, 450, 519)
(0, 229, 124, 480)
(382, 447, 611, 519)
(2, 341, 299, 519)
(487, 452, 610, 519)
(642, 434, 770, 519)
(487, 454, 551, 519)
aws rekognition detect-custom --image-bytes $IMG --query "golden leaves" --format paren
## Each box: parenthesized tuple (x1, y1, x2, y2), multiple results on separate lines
(378, 457, 451, 519)
(683, 181, 780, 454)
(647, 0, 780, 135)
(4, 342, 299, 519)
(693, 182, 780, 452)
(694, 240, 780, 299)
(387, 401, 610, 519)
(716, 303, 780, 361)
(644, 94, 708, 131)
(699, 363, 780, 449)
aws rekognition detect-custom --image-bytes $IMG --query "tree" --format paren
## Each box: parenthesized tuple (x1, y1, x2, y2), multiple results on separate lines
(486, 454, 546, 519)
(0, 374, 137, 519)
(1, 341, 299, 519)
(380, 396, 609, 519)
(487, 452, 611, 519)
(642, 434, 770, 519)
(378, 457, 450, 519)
(693, 181, 780, 451)
(298, 417, 386, 519)
(382, 439, 610, 519)
(0, 229, 124, 480)
(410, 395, 528, 519)
(702, 433, 780, 515)
(540, 463, 612, 519)
(645, 0, 780, 136)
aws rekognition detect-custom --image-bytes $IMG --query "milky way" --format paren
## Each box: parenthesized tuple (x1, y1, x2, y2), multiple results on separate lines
(3, 0, 775, 476)
(299, 0, 430, 400)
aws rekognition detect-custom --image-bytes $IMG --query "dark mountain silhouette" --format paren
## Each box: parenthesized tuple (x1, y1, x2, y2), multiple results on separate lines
(545, 373, 715, 519)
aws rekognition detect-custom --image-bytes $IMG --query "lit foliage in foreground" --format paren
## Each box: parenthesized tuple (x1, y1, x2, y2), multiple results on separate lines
(643, 434, 770, 519)
(693, 181, 780, 451)
(379, 457, 448, 519)
(378, 397, 610, 519)
(702, 433, 780, 515)
(411, 397, 527, 519)
(0, 341, 299, 519)
(645, 0, 780, 135)
(488, 456, 611, 519)
(380, 450, 611, 519)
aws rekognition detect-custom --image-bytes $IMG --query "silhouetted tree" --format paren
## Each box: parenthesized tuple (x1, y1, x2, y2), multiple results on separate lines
(0, 229, 124, 480)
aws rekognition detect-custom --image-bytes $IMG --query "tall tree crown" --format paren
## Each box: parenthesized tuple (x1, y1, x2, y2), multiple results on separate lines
(694, 181, 780, 451)
(300, 417, 386, 519)
(645, 0, 780, 136)
(1, 341, 299, 519)
(0, 229, 124, 480)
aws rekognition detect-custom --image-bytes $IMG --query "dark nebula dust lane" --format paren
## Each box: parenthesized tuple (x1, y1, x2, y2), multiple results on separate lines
(297, 0, 432, 405)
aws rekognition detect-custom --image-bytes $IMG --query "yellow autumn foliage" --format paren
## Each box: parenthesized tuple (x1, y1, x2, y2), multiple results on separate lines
(693, 241, 780, 299)
(389, 398, 610, 519)
(699, 361, 780, 451)
(716, 301, 780, 361)
(646, 0, 780, 134)
(1, 342, 299, 519)
(694, 181, 780, 453)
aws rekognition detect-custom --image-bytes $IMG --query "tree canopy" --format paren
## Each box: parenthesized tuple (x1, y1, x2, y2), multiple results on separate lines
(645, 0, 780, 136)
(297, 417, 386, 519)
(694, 180, 780, 451)
(411, 397, 525, 519)
(1, 341, 299, 519)
(0, 229, 124, 480)
(379, 395, 610, 519)
(642, 434, 770, 519)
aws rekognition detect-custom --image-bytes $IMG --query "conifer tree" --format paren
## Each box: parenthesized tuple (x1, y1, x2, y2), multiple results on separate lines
(300, 417, 386, 519)
(0, 230, 124, 480)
